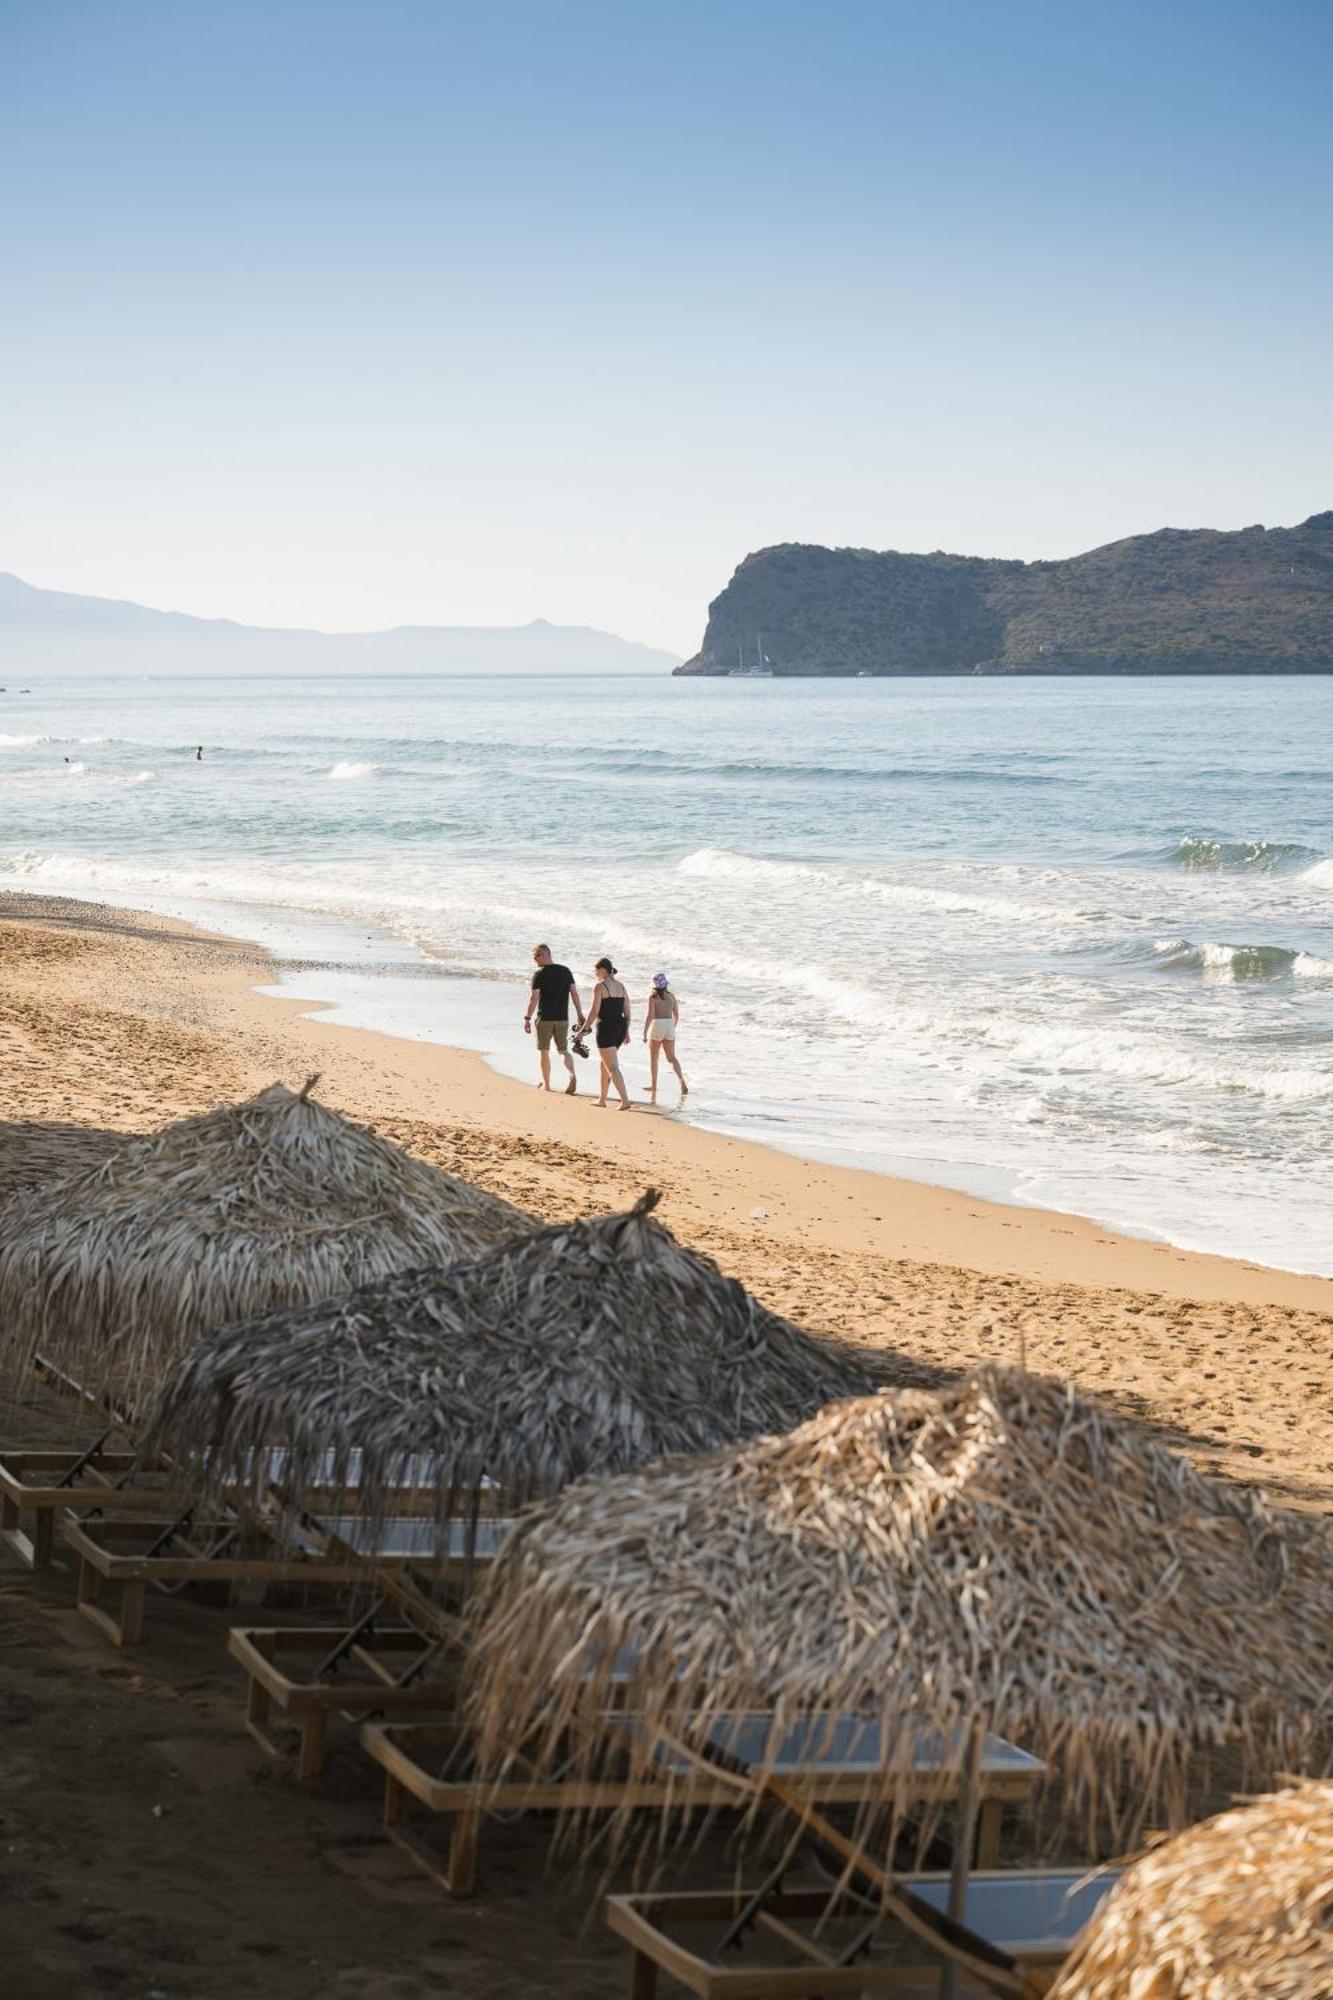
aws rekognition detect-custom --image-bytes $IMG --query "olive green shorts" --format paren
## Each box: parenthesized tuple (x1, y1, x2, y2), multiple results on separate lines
(536, 1019, 568, 1053)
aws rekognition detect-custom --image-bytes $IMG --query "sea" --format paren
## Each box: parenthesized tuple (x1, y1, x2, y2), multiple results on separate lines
(2, 672, 1331, 1276)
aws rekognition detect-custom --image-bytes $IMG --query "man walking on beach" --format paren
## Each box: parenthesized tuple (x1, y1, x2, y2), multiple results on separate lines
(524, 944, 584, 1095)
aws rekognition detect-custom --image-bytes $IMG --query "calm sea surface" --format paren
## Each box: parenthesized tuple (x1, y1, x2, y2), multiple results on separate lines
(2, 673, 1331, 1274)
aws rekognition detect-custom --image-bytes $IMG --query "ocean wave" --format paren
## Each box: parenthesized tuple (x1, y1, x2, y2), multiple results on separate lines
(1162, 835, 1320, 874)
(985, 1016, 1332, 1103)
(1150, 937, 1324, 982)
(326, 760, 380, 780)
(547, 749, 1063, 786)
(676, 847, 1084, 927)
(677, 847, 822, 885)
(0, 733, 125, 748)
(1303, 858, 1333, 890)
(1293, 950, 1333, 981)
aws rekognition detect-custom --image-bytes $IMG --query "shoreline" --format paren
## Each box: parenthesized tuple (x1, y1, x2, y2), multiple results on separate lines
(3, 886, 1331, 1314)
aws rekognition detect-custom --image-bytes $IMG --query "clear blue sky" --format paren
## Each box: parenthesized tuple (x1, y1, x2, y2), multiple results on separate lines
(2, 0, 1329, 653)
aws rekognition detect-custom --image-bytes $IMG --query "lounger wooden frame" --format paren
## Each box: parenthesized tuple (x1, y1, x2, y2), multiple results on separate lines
(360, 1720, 1041, 1901)
(62, 1514, 371, 1648)
(62, 1507, 503, 1649)
(229, 1623, 455, 1779)
(603, 1875, 1118, 1998)
(0, 1446, 174, 1570)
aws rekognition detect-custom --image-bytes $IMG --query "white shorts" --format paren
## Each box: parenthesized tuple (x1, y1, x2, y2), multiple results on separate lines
(647, 1019, 676, 1043)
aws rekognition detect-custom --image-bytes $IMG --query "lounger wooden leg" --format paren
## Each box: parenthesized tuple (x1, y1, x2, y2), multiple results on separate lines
(628, 1949, 659, 2000)
(1, 1491, 39, 1569)
(975, 1799, 1002, 1869)
(76, 1555, 99, 1614)
(30, 1504, 54, 1571)
(246, 1669, 272, 1732)
(118, 1579, 147, 1647)
(76, 1557, 134, 1649)
(297, 1709, 329, 1782)
(381, 1776, 480, 1899)
(446, 1809, 479, 1898)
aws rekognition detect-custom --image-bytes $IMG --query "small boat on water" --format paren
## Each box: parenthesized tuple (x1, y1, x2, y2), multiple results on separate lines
(730, 635, 774, 678)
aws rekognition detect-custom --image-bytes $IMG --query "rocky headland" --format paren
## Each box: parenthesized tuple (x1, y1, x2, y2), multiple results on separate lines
(676, 512, 1333, 675)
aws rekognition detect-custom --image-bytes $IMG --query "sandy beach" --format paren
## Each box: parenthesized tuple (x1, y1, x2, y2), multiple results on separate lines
(3, 892, 1332, 1996)
(5, 893, 1332, 1499)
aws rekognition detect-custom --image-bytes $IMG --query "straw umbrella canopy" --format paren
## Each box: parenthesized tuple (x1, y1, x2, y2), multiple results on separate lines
(141, 1190, 898, 1536)
(467, 1365, 1333, 1850)
(0, 1078, 531, 1416)
(1050, 1778, 1333, 1998)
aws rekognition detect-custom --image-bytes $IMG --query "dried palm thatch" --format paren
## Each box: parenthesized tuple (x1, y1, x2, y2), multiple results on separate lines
(141, 1190, 896, 1537)
(0, 1078, 531, 1415)
(468, 1365, 1333, 1852)
(1050, 1778, 1333, 1998)
(0, 1120, 126, 1205)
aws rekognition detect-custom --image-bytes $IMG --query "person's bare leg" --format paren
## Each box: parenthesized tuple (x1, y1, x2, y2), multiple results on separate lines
(664, 1037, 688, 1098)
(563, 1047, 577, 1095)
(609, 1051, 631, 1108)
(538, 1042, 552, 1090)
(647, 1041, 660, 1102)
(597, 1049, 612, 1106)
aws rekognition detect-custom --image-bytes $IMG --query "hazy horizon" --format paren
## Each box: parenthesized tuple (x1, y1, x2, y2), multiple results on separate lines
(3, 1, 1330, 654)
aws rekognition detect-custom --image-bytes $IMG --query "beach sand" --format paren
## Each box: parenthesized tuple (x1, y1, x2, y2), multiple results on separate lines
(2, 892, 1331, 1997)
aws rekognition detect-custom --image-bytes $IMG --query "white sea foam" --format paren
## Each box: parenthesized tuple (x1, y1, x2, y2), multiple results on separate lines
(327, 760, 379, 780)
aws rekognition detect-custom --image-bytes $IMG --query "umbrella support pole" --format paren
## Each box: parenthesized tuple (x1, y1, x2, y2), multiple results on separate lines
(939, 1724, 985, 2000)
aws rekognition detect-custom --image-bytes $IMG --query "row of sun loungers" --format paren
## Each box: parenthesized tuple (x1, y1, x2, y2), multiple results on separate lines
(0, 1420, 1102, 1996)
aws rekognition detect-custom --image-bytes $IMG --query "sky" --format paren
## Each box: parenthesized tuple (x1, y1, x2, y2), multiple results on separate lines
(1, 0, 1330, 656)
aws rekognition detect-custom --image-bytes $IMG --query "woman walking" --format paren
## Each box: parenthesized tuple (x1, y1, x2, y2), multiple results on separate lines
(584, 957, 632, 1109)
(644, 971, 688, 1104)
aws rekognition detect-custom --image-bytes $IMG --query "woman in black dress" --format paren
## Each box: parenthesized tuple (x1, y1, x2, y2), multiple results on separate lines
(583, 956, 632, 1110)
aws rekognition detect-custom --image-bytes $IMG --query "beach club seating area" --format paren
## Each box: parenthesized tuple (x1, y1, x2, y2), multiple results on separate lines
(2, 1086, 1330, 1998)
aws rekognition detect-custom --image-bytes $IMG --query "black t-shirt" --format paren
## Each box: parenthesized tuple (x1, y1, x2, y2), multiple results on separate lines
(531, 962, 575, 1020)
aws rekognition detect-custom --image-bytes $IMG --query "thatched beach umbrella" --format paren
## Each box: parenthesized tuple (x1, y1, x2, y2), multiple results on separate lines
(1050, 1778, 1333, 1998)
(142, 1191, 896, 1536)
(468, 1365, 1333, 1853)
(0, 1078, 531, 1415)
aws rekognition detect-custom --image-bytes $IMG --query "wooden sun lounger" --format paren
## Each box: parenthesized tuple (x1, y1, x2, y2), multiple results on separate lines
(61, 1514, 368, 1647)
(0, 1437, 460, 1574)
(229, 1622, 456, 1779)
(224, 1520, 513, 1777)
(63, 1508, 510, 1649)
(360, 1717, 1046, 1901)
(604, 1869, 1121, 1997)
(0, 1445, 174, 1570)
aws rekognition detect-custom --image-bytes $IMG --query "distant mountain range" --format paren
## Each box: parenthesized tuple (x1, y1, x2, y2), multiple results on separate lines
(0, 572, 680, 676)
(677, 512, 1333, 676)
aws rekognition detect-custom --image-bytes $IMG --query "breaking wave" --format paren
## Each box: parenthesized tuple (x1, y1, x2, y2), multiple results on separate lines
(326, 760, 380, 780)
(1149, 938, 1333, 982)
(1162, 835, 1321, 874)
